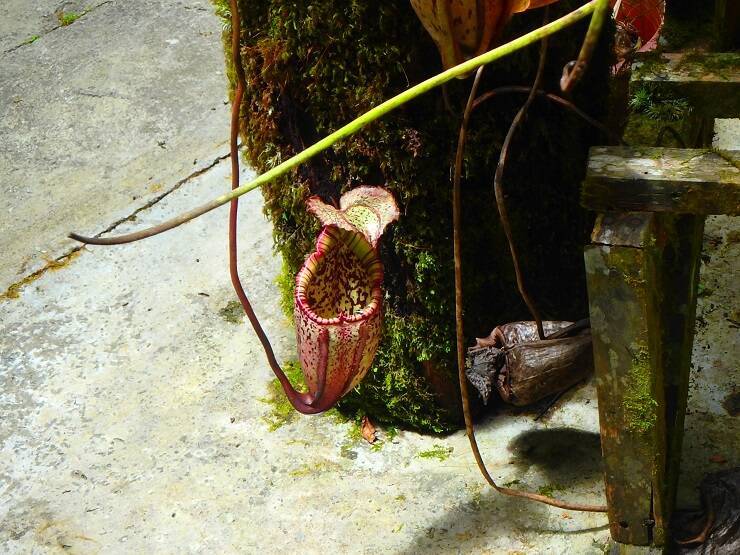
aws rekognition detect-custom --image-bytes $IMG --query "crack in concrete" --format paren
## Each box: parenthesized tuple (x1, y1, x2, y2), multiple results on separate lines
(1, 148, 235, 300)
(75, 88, 131, 101)
(2, 0, 114, 55)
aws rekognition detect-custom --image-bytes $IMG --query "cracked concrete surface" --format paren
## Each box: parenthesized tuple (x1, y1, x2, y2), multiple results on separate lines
(0, 0, 231, 292)
(0, 2, 738, 553)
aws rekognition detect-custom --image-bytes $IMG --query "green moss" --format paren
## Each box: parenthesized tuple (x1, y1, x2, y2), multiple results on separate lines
(628, 86, 691, 122)
(58, 11, 82, 26)
(537, 483, 565, 497)
(215, 0, 611, 432)
(258, 360, 308, 431)
(631, 51, 670, 79)
(275, 258, 296, 317)
(660, 10, 716, 52)
(417, 444, 453, 461)
(289, 459, 343, 477)
(623, 349, 658, 434)
(218, 300, 245, 324)
(675, 52, 740, 80)
(19, 35, 40, 46)
(624, 85, 693, 146)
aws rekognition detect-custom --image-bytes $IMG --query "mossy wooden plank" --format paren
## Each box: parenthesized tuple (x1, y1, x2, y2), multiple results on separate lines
(587, 212, 704, 547)
(585, 212, 665, 546)
(631, 52, 740, 118)
(582, 147, 740, 215)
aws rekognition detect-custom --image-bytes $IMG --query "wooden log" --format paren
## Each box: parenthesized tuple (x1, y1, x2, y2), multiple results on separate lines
(632, 52, 740, 118)
(586, 212, 665, 546)
(581, 147, 740, 215)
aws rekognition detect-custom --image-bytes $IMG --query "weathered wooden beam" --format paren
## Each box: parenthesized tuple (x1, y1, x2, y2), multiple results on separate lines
(581, 147, 740, 215)
(632, 52, 740, 118)
(586, 212, 706, 547)
(586, 213, 665, 546)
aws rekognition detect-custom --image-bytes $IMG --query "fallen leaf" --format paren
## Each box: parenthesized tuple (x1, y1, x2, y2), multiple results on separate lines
(361, 416, 377, 444)
(709, 454, 727, 464)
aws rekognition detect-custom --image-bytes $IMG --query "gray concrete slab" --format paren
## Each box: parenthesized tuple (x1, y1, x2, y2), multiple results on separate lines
(675, 119, 740, 508)
(0, 1, 98, 54)
(0, 0, 231, 292)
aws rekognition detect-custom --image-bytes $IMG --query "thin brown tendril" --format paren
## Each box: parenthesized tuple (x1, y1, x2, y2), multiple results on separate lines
(226, 0, 321, 414)
(452, 56, 606, 513)
(472, 86, 623, 145)
(493, 20, 551, 340)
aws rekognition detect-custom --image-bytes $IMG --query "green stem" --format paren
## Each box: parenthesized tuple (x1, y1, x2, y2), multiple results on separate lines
(561, 0, 609, 92)
(69, 0, 600, 245)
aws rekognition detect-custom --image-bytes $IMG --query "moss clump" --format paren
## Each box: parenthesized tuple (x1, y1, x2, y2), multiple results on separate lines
(675, 52, 740, 81)
(258, 360, 308, 431)
(623, 349, 658, 434)
(218, 300, 245, 324)
(214, 1, 612, 432)
(57, 11, 82, 26)
(537, 483, 565, 497)
(624, 85, 694, 146)
(417, 444, 453, 461)
(19, 35, 40, 46)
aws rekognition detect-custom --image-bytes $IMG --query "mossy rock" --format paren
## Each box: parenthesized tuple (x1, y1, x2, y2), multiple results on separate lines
(213, 0, 612, 433)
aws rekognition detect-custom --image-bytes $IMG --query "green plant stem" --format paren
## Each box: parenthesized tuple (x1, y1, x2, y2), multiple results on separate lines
(561, 0, 609, 92)
(69, 0, 601, 246)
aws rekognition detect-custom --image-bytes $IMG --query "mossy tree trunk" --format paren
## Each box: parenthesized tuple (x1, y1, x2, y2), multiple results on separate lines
(214, 0, 612, 432)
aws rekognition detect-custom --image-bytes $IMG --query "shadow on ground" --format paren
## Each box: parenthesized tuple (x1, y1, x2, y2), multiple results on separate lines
(396, 427, 607, 554)
(508, 427, 603, 485)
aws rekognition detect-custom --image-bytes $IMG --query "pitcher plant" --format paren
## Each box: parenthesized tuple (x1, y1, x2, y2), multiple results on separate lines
(285, 187, 399, 413)
(410, 0, 560, 71)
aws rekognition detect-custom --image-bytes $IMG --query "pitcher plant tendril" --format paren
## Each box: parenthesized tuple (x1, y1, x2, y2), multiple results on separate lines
(225, 0, 328, 414)
(451, 17, 607, 515)
(69, 0, 602, 246)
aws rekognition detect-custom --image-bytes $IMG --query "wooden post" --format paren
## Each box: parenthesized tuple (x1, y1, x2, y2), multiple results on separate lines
(585, 212, 665, 545)
(585, 212, 705, 545)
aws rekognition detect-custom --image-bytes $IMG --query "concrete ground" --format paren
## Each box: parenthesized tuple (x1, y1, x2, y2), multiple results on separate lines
(0, 3, 737, 554)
